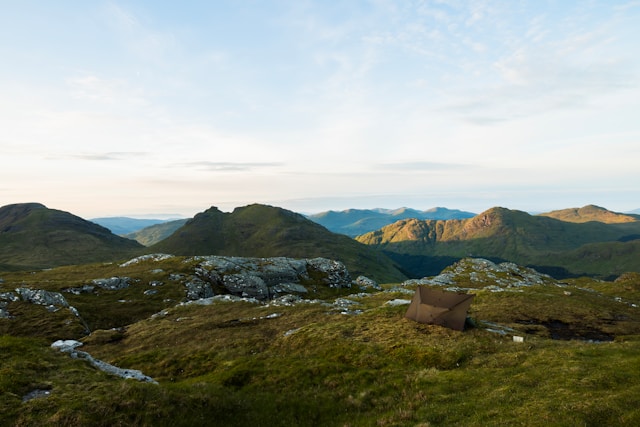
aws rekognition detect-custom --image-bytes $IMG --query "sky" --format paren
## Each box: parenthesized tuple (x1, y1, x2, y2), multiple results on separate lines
(1, 1, 639, 219)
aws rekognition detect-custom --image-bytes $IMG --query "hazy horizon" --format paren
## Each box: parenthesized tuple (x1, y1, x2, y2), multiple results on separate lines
(20, 200, 639, 221)
(2, 1, 639, 219)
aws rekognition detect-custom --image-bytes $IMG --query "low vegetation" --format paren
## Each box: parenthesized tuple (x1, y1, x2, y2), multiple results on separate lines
(2, 256, 640, 426)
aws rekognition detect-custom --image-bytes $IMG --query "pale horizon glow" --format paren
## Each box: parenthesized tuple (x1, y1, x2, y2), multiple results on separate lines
(1, 1, 639, 219)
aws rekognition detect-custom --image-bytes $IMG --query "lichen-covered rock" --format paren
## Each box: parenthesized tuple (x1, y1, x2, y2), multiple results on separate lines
(190, 256, 351, 301)
(0, 292, 19, 302)
(270, 282, 308, 297)
(402, 257, 555, 292)
(92, 277, 132, 290)
(15, 288, 69, 307)
(184, 277, 214, 300)
(119, 253, 174, 267)
(306, 258, 352, 288)
(64, 284, 96, 295)
(223, 274, 269, 299)
(52, 340, 157, 384)
(195, 256, 307, 286)
(354, 275, 380, 290)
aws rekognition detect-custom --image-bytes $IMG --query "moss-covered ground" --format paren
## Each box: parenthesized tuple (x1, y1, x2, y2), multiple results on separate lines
(2, 258, 640, 426)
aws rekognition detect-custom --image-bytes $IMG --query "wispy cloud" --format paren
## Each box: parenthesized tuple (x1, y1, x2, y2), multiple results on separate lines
(175, 161, 285, 172)
(376, 161, 473, 172)
(2, 1, 638, 217)
(66, 75, 148, 107)
(70, 152, 148, 161)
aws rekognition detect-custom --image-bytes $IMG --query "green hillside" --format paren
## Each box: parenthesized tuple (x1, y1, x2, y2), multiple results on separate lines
(148, 204, 406, 283)
(356, 207, 640, 278)
(0, 203, 142, 270)
(125, 218, 188, 246)
(2, 256, 640, 425)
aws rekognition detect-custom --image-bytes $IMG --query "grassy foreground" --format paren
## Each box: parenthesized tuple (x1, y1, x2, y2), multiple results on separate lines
(1, 258, 640, 426)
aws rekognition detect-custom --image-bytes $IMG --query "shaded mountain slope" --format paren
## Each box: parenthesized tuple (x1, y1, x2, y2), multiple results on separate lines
(148, 204, 406, 283)
(356, 207, 640, 279)
(0, 203, 143, 270)
(125, 219, 188, 246)
(308, 207, 476, 237)
(539, 204, 640, 224)
(541, 240, 640, 278)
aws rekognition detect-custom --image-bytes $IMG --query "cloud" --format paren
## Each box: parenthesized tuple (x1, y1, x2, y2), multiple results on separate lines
(71, 152, 148, 161)
(174, 161, 285, 172)
(376, 161, 472, 172)
(66, 76, 138, 105)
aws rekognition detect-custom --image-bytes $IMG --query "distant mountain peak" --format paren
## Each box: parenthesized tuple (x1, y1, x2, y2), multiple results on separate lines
(307, 206, 476, 237)
(539, 205, 639, 224)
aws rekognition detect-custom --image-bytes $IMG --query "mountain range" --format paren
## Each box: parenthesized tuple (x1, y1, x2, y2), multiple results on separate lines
(307, 207, 476, 237)
(356, 205, 640, 279)
(93, 207, 476, 244)
(1, 202, 640, 281)
(0, 203, 406, 283)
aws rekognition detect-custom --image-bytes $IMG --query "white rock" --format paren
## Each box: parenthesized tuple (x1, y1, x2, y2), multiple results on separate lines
(385, 299, 411, 306)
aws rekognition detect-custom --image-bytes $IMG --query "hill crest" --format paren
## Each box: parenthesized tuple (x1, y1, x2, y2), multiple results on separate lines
(0, 203, 142, 270)
(539, 205, 640, 223)
(148, 203, 406, 283)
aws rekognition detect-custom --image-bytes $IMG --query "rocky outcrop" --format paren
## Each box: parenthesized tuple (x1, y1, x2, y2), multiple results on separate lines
(64, 284, 96, 295)
(191, 256, 352, 301)
(97, 254, 359, 303)
(184, 277, 214, 300)
(403, 258, 555, 292)
(92, 277, 133, 290)
(63, 277, 133, 294)
(0, 291, 19, 317)
(354, 275, 380, 291)
(15, 288, 70, 307)
(222, 274, 269, 299)
(119, 253, 175, 267)
(4, 287, 88, 332)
